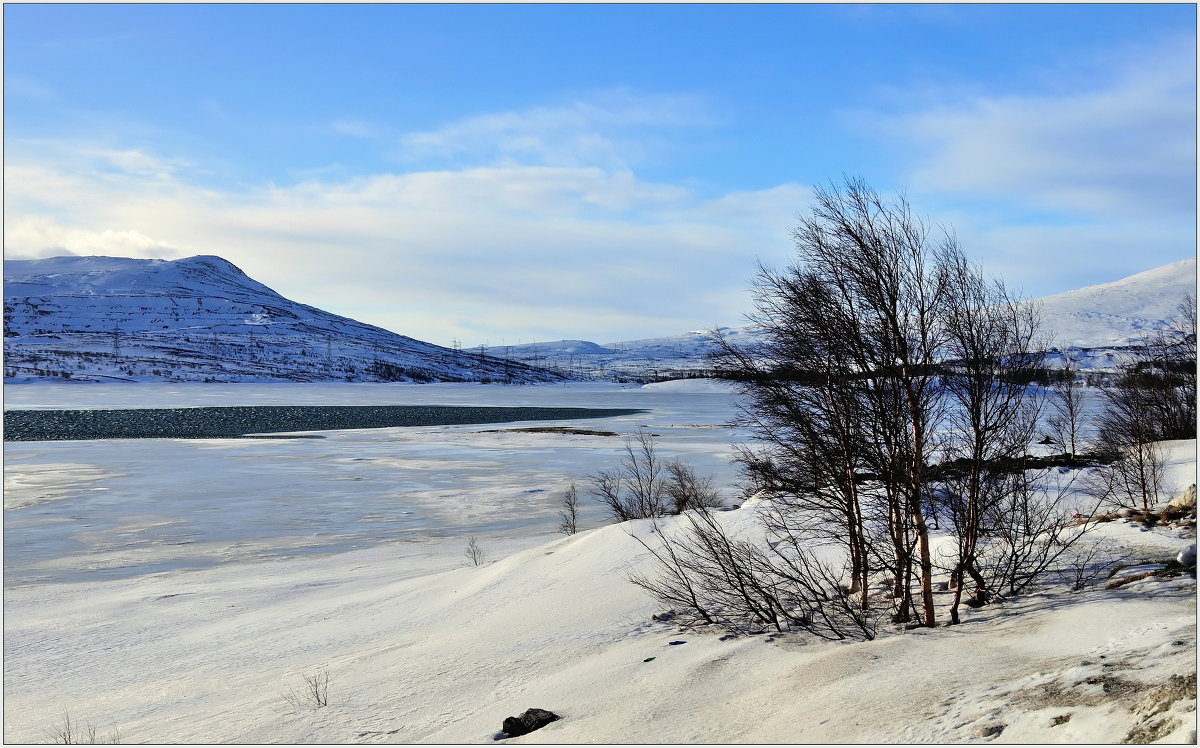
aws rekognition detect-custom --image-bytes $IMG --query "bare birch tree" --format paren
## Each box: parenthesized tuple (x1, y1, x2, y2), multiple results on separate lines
(1047, 355, 1087, 459)
(710, 177, 956, 627)
(558, 482, 580, 535)
(938, 251, 1044, 623)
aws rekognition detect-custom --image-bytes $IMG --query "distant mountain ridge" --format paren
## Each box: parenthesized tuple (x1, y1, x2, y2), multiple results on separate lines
(488, 258, 1197, 377)
(3, 255, 568, 384)
(5, 254, 1192, 384)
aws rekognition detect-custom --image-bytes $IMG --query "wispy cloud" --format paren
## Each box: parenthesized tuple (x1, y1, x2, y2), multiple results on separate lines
(5, 75, 59, 102)
(396, 89, 715, 170)
(855, 34, 1196, 297)
(884, 35, 1195, 219)
(330, 119, 378, 139)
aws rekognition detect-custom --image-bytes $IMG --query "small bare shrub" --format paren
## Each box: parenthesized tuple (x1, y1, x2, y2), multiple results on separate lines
(1056, 543, 1119, 592)
(1088, 441, 1167, 513)
(589, 430, 669, 521)
(464, 536, 487, 566)
(282, 667, 330, 709)
(43, 713, 120, 744)
(978, 469, 1103, 599)
(663, 460, 724, 513)
(630, 507, 879, 641)
(589, 431, 723, 521)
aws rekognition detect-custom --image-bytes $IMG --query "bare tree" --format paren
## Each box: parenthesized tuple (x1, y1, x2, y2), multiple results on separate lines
(558, 482, 580, 535)
(1046, 355, 1087, 459)
(588, 431, 669, 521)
(663, 459, 723, 513)
(938, 250, 1044, 624)
(713, 177, 955, 627)
(464, 536, 488, 566)
(636, 176, 1083, 640)
(1086, 296, 1194, 512)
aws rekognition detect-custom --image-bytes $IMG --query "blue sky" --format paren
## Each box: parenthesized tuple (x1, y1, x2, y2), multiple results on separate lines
(5, 4, 1196, 346)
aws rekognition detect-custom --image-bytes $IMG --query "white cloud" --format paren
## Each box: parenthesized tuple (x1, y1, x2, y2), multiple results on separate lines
(5, 218, 183, 260)
(397, 90, 714, 169)
(4, 145, 804, 346)
(856, 34, 1197, 297)
(887, 35, 1195, 220)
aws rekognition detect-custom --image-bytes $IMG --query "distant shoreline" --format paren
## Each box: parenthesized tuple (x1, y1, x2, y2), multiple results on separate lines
(3, 404, 644, 442)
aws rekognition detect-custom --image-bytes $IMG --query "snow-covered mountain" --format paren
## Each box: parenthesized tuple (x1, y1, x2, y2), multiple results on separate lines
(484, 328, 754, 381)
(1037, 258, 1196, 348)
(490, 258, 1197, 378)
(6, 254, 1192, 384)
(3, 255, 569, 384)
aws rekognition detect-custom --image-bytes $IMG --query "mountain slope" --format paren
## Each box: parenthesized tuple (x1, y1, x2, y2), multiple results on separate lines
(1036, 257, 1196, 348)
(3, 255, 568, 384)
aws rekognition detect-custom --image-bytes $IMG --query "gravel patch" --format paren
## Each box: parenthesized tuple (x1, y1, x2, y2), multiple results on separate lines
(3, 405, 644, 441)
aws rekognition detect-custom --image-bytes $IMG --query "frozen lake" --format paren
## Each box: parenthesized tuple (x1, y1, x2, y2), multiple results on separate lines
(4, 381, 748, 586)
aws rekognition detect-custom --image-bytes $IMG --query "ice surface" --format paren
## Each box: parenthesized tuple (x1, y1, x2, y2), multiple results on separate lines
(4, 383, 744, 585)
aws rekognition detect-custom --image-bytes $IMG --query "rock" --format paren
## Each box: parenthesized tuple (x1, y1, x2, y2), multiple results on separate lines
(1169, 484, 1197, 512)
(1136, 674, 1197, 716)
(975, 724, 1006, 738)
(1178, 544, 1197, 568)
(501, 708, 559, 738)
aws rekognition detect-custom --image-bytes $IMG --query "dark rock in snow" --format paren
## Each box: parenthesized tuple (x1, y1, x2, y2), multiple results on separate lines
(500, 708, 559, 738)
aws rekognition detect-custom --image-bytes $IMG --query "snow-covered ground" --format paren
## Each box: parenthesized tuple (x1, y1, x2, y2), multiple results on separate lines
(3, 383, 1196, 744)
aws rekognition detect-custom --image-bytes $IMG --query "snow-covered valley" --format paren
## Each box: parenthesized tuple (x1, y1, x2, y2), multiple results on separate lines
(3, 381, 1197, 744)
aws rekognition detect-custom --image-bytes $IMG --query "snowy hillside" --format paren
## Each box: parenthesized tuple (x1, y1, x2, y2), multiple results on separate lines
(1038, 258, 1196, 348)
(3, 255, 568, 384)
(494, 259, 1197, 378)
